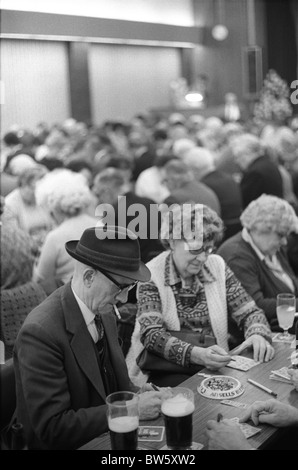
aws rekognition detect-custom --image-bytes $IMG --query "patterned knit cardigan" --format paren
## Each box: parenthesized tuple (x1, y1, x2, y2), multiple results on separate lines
(126, 251, 228, 387)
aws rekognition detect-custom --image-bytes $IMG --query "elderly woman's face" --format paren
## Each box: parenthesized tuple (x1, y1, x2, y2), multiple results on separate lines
(250, 228, 288, 257)
(171, 239, 214, 279)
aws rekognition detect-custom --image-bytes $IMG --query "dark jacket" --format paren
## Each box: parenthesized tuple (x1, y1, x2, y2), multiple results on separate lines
(240, 155, 283, 208)
(163, 180, 221, 216)
(14, 283, 136, 450)
(115, 191, 164, 264)
(201, 170, 243, 240)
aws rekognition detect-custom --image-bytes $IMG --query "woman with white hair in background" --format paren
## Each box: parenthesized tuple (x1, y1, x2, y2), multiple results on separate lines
(33, 169, 98, 295)
(218, 195, 298, 332)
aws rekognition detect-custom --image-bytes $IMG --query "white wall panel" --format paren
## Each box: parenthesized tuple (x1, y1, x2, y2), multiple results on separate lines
(1, 0, 194, 25)
(1, 39, 70, 134)
(89, 44, 180, 124)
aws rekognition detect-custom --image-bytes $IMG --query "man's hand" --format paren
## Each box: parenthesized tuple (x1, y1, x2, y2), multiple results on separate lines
(240, 399, 298, 428)
(138, 391, 163, 420)
(206, 419, 254, 450)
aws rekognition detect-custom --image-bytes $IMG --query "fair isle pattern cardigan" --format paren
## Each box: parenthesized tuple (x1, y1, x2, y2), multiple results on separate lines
(126, 252, 228, 387)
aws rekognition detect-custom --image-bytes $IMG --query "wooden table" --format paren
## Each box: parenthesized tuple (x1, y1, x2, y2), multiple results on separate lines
(79, 342, 298, 451)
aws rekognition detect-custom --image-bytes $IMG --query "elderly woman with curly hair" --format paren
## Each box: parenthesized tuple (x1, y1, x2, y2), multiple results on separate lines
(218, 195, 298, 332)
(126, 203, 274, 387)
(33, 169, 98, 295)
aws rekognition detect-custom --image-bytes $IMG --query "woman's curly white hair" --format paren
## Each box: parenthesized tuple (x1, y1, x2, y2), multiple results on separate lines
(160, 203, 224, 250)
(35, 169, 93, 217)
(240, 194, 298, 234)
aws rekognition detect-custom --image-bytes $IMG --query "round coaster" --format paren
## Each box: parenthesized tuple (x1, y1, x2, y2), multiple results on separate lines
(197, 375, 244, 400)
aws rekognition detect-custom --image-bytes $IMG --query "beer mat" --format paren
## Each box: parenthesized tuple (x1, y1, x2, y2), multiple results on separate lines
(228, 417, 261, 439)
(138, 426, 165, 442)
(226, 355, 261, 371)
(197, 375, 244, 400)
(270, 366, 292, 381)
(272, 333, 295, 344)
(159, 442, 204, 451)
(269, 375, 293, 384)
(220, 399, 248, 409)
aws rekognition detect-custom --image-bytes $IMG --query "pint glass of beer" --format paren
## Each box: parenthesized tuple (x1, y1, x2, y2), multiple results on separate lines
(161, 387, 194, 450)
(106, 391, 139, 450)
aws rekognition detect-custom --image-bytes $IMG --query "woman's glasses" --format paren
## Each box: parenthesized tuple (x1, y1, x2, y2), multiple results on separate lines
(187, 245, 214, 256)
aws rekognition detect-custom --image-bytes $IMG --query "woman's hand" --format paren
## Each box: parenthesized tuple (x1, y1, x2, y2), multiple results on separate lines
(232, 334, 274, 363)
(206, 418, 254, 450)
(190, 345, 232, 370)
(138, 391, 163, 420)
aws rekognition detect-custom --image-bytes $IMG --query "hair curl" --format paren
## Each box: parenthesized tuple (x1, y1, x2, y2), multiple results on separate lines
(159, 203, 224, 250)
(35, 169, 93, 217)
(240, 194, 298, 234)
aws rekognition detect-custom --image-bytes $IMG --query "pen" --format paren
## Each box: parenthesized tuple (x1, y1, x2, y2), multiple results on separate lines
(113, 305, 121, 319)
(149, 382, 160, 391)
(247, 378, 277, 398)
(217, 413, 223, 422)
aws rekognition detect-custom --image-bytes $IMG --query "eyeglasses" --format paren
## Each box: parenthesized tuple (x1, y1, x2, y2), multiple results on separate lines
(187, 246, 214, 256)
(97, 267, 138, 293)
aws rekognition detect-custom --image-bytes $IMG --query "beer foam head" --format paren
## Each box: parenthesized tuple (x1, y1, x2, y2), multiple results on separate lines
(108, 415, 138, 433)
(161, 394, 194, 417)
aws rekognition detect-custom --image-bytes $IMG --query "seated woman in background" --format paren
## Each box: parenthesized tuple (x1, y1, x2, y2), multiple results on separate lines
(33, 169, 98, 295)
(4, 164, 53, 253)
(217, 195, 298, 332)
(1, 196, 46, 360)
(126, 203, 274, 388)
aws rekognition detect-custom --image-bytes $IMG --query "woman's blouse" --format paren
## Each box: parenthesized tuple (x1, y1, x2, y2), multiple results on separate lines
(138, 252, 271, 367)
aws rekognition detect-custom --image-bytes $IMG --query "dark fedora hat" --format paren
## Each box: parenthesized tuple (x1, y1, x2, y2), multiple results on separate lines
(65, 225, 151, 282)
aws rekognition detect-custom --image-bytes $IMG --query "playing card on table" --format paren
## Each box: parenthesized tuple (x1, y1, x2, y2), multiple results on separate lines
(138, 426, 165, 442)
(228, 417, 261, 439)
(160, 442, 204, 450)
(220, 399, 248, 409)
(226, 355, 261, 371)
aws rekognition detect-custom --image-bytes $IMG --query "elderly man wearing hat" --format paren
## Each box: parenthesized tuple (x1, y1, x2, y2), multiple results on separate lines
(12, 226, 164, 450)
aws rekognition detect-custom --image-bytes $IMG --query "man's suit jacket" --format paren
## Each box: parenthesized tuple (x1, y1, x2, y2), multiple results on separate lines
(240, 155, 283, 208)
(14, 282, 136, 450)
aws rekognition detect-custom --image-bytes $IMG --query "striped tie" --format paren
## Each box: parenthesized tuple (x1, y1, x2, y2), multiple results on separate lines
(94, 314, 104, 342)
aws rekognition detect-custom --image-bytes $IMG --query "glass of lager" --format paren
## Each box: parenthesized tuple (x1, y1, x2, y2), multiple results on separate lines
(106, 391, 139, 450)
(161, 387, 194, 450)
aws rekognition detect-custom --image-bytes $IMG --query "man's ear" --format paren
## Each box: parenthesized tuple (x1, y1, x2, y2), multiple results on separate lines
(83, 268, 96, 287)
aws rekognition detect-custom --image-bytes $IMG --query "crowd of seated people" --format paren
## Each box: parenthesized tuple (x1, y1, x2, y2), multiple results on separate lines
(1, 111, 298, 364)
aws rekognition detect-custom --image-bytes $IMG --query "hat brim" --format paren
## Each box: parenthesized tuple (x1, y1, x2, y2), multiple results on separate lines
(65, 240, 151, 283)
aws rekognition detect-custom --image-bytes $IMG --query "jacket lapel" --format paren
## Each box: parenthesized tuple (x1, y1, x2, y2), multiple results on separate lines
(101, 309, 132, 390)
(61, 283, 106, 401)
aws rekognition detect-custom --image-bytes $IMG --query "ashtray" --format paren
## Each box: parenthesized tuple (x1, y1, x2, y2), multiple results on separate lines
(197, 375, 244, 400)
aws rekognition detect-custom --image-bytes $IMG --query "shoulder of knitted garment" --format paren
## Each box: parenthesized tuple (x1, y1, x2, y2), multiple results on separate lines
(147, 250, 170, 269)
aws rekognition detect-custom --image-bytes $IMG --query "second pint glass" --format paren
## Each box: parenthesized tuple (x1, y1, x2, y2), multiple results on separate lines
(106, 391, 139, 450)
(161, 387, 194, 450)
